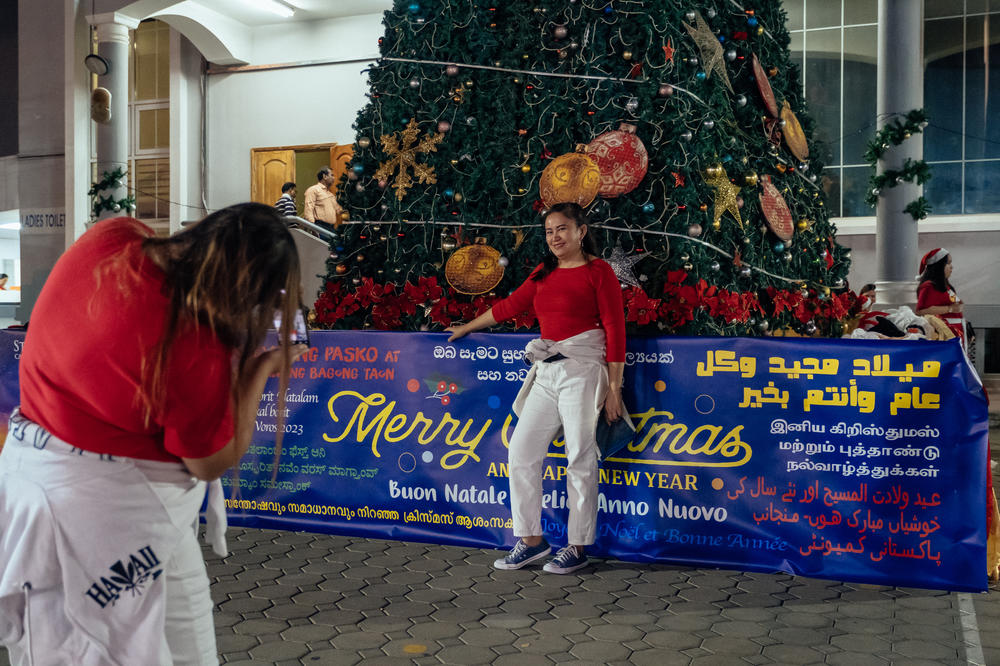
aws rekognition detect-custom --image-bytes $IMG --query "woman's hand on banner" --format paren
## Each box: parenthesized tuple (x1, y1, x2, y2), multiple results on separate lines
(445, 325, 469, 342)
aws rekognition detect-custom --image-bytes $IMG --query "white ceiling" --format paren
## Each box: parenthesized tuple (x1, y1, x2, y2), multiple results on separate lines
(189, 0, 392, 27)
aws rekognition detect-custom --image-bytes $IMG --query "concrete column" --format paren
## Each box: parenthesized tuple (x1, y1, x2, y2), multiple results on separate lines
(873, 0, 924, 308)
(87, 12, 139, 219)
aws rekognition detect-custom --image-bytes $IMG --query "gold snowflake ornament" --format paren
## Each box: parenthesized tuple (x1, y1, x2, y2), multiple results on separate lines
(374, 119, 445, 201)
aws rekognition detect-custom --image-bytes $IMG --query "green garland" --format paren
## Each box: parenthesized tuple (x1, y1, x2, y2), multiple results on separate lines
(864, 109, 931, 221)
(88, 167, 136, 220)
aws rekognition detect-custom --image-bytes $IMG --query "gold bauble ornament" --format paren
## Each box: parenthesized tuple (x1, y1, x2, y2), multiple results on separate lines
(445, 244, 506, 295)
(796, 218, 810, 231)
(539, 148, 601, 207)
(521, 164, 531, 173)
(744, 171, 759, 187)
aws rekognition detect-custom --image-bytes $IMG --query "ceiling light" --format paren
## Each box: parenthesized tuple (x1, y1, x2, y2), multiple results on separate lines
(248, 0, 295, 18)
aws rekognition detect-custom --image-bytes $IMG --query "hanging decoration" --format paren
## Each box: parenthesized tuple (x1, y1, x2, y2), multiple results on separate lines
(374, 118, 445, 201)
(585, 123, 649, 198)
(703, 164, 743, 229)
(779, 102, 809, 161)
(683, 11, 734, 92)
(444, 243, 505, 295)
(759, 175, 794, 241)
(606, 244, 643, 287)
(538, 147, 601, 208)
(751, 54, 779, 118)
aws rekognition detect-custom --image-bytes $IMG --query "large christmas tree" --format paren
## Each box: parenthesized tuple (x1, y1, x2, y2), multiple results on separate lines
(314, 0, 856, 337)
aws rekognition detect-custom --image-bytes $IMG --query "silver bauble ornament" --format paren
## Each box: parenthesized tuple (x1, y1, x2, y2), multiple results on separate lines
(357, 137, 371, 149)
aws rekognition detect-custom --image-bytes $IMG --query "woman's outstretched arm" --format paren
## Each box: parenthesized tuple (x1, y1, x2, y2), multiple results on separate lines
(445, 309, 498, 342)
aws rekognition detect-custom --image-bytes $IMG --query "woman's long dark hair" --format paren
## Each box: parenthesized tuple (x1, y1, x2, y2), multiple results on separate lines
(532, 202, 599, 282)
(919, 255, 953, 294)
(140, 203, 302, 447)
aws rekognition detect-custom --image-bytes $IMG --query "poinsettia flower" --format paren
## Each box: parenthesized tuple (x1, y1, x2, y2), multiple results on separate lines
(429, 298, 453, 327)
(404, 276, 444, 305)
(625, 288, 661, 325)
(371, 299, 403, 329)
(511, 309, 537, 329)
(356, 277, 389, 307)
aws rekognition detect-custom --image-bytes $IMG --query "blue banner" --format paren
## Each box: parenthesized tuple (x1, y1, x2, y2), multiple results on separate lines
(0, 330, 988, 591)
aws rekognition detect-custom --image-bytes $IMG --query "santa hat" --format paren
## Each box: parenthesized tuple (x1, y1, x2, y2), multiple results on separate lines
(918, 248, 948, 276)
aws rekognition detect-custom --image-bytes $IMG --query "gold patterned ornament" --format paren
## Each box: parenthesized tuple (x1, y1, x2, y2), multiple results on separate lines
(539, 147, 601, 208)
(683, 11, 733, 93)
(445, 244, 506, 295)
(703, 164, 743, 228)
(779, 101, 809, 161)
(373, 119, 445, 201)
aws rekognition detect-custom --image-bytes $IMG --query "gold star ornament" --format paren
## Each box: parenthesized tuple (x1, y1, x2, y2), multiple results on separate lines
(374, 119, 445, 201)
(703, 164, 743, 228)
(683, 11, 733, 93)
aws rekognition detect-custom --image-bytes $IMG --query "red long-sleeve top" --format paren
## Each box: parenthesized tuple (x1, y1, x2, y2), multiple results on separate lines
(492, 260, 626, 362)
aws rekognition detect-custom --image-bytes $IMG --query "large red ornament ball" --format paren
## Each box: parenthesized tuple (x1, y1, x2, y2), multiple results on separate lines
(585, 123, 649, 197)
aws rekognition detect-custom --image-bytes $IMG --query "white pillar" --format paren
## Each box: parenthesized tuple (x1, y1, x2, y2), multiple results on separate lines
(873, 0, 924, 308)
(87, 12, 139, 219)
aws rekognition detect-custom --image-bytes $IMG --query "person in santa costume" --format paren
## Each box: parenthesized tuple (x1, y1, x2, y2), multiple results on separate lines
(914, 248, 965, 348)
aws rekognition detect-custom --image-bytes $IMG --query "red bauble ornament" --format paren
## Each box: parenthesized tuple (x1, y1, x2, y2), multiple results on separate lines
(585, 123, 649, 197)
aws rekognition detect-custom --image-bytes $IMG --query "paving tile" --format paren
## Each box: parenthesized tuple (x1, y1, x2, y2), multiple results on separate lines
(824, 652, 889, 665)
(279, 623, 337, 642)
(584, 624, 643, 642)
(435, 645, 497, 664)
(833, 617, 892, 635)
(709, 620, 769, 638)
(761, 643, 827, 663)
(891, 639, 959, 660)
(248, 640, 309, 661)
(641, 629, 703, 650)
(232, 618, 290, 635)
(700, 635, 764, 656)
(568, 640, 631, 662)
(330, 630, 389, 650)
(627, 648, 692, 666)
(492, 655, 552, 666)
(829, 633, 891, 653)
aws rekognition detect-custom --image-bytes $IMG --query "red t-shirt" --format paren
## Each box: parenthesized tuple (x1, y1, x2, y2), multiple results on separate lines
(492, 260, 626, 362)
(19, 217, 235, 462)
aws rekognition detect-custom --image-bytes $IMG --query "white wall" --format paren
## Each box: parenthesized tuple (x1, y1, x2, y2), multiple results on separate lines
(202, 13, 380, 210)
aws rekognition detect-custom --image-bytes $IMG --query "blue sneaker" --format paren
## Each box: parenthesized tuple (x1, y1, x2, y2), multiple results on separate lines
(543, 545, 589, 574)
(494, 539, 551, 570)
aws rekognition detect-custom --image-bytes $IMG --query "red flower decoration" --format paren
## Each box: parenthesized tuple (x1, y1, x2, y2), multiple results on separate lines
(404, 276, 444, 305)
(625, 287, 661, 325)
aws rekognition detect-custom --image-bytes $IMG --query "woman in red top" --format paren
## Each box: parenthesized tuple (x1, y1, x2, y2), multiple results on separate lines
(915, 248, 965, 347)
(447, 203, 626, 574)
(1, 203, 307, 664)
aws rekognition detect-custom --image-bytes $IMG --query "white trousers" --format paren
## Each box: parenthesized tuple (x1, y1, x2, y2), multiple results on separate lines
(0, 420, 218, 666)
(508, 358, 603, 546)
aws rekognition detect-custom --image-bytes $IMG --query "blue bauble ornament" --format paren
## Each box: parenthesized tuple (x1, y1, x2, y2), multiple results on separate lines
(773, 242, 785, 253)
(696, 71, 707, 81)
(747, 17, 759, 27)
(443, 188, 455, 198)
(408, 2, 420, 13)
(642, 203, 655, 214)
(352, 164, 364, 175)
(603, 5, 613, 15)
(718, 35, 726, 43)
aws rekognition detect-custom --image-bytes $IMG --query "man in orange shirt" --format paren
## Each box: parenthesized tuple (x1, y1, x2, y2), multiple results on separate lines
(302, 167, 341, 232)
